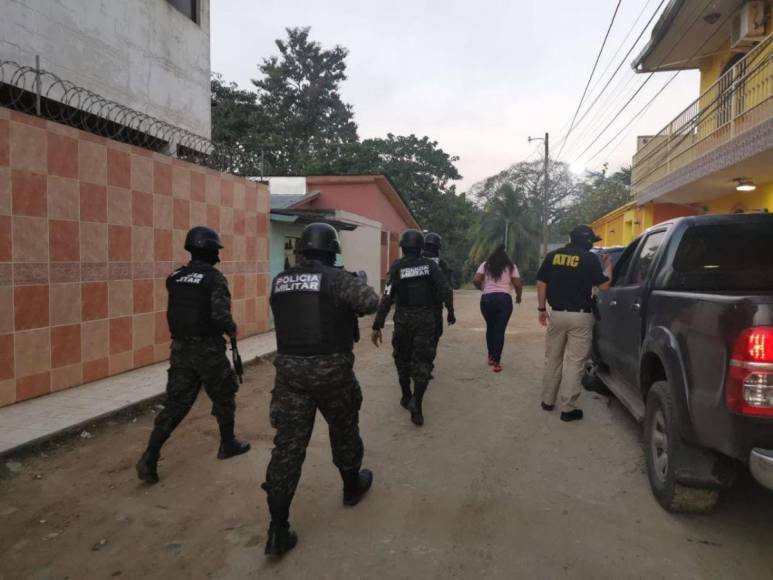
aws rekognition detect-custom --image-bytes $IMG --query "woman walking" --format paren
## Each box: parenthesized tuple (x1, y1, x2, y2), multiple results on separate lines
(473, 245, 523, 372)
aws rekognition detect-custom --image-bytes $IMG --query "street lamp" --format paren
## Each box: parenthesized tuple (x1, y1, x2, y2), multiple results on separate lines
(528, 133, 549, 256)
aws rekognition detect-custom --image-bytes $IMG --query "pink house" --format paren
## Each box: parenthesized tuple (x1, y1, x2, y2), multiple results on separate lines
(285, 175, 419, 289)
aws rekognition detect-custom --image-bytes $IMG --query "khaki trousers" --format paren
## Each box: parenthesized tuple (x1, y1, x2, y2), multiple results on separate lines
(541, 310, 594, 413)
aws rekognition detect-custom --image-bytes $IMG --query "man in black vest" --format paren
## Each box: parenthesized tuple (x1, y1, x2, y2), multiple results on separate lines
(372, 229, 450, 426)
(422, 232, 455, 349)
(263, 223, 379, 557)
(135, 226, 250, 484)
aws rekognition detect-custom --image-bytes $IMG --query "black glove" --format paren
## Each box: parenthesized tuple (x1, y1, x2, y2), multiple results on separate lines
(447, 311, 456, 325)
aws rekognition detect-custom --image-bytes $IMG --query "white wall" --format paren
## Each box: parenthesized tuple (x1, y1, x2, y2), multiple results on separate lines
(1, 0, 211, 138)
(337, 211, 383, 290)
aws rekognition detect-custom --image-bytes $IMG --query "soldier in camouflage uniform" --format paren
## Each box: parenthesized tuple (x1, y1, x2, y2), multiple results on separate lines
(136, 226, 250, 484)
(422, 232, 455, 350)
(263, 223, 379, 557)
(372, 229, 450, 427)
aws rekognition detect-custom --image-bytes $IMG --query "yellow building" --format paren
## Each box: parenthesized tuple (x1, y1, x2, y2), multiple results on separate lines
(594, 0, 772, 244)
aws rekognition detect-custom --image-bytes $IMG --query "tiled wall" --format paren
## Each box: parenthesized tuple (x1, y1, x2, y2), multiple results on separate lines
(0, 108, 270, 408)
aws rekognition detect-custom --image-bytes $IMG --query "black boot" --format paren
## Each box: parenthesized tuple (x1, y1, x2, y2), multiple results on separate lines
(216, 421, 251, 459)
(408, 381, 428, 426)
(264, 494, 297, 557)
(341, 468, 374, 506)
(217, 437, 251, 459)
(399, 379, 412, 409)
(136, 429, 167, 484)
(136, 449, 159, 484)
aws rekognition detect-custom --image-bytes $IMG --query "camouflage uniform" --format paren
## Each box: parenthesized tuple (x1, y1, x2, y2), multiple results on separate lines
(262, 266, 379, 504)
(151, 261, 239, 443)
(373, 257, 450, 385)
(422, 253, 454, 348)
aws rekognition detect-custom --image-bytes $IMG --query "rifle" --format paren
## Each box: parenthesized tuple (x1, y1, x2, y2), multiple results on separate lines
(230, 336, 244, 385)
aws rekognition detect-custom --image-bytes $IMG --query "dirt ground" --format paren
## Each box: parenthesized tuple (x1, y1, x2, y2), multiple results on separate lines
(1, 290, 773, 580)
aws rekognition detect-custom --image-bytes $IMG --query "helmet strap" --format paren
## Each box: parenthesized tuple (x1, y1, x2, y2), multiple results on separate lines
(190, 248, 220, 265)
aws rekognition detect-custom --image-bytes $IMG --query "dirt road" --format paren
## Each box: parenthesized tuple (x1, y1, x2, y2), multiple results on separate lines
(1, 290, 772, 579)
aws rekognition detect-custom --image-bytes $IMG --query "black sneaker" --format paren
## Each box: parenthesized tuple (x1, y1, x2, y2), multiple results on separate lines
(541, 402, 555, 411)
(136, 450, 160, 484)
(264, 522, 298, 556)
(217, 438, 251, 460)
(560, 409, 584, 422)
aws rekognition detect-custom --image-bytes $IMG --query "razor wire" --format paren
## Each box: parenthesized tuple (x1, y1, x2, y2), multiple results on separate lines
(0, 58, 271, 175)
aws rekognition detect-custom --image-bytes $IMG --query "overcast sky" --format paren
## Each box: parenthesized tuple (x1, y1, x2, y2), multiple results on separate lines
(211, 0, 700, 192)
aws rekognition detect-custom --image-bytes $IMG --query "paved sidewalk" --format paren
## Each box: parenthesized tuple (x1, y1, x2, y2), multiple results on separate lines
(0, 332, 276, 457)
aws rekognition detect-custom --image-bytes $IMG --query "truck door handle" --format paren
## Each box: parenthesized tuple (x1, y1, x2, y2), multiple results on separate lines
(609, 300, 618, 307)
(631, 302, 641, 312)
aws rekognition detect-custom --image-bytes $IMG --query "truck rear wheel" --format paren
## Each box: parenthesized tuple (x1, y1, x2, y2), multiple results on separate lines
(644, 381, 720, 514)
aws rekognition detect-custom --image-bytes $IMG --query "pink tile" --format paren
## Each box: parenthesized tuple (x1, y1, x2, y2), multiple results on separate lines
(12, 216, 48, 262)
(80, 183, 107, 223)
(51, 324, 82, 368)
(81, 319, 108, 361)
(190, 201, 206, 227)
(133, 279, 154, 314)
(132, 190, 153, 226)
(190, 171, 205, 201)
(172, 166, 190, 198)
(9, 121, 46, 174)
(0, 166, 10, 214)
(0, 287, 11, 334)
(205, 174, 221, 205)
(83, 358, 109, 382)
(14, 328, 50, 377)
(78, 139, 107, 185)
(107, 148, 131, 188)
(0, 119, 8, 167)
(109, 351, 133, 375)
(80, 222, 107, 262)
(0, 333, 14, 381)
(154, 161, 172, 196)
(173, 198, 190, 230)
(14, 285, 49, 330)
(14, 263, 48, 285)
(108, 280, 133, 318)
(221, 179, 234, 207)
(51, 363, 82, 392)
(154, 195, 173, 229)
(49, 219, 80, 262)
(130, 155, 153, 193)
(47, 132, 78, 179)
(108, 225, 132, 262)
(50, 262, 80, 283)
(0, 215, 10, 261)
(81, 282, 108, 321)
(109, 316, 133, 354)
(154, 229, 172, 261)
(50, 283, 81, 326)
(107, 187, 132, 226)
(133, 312, 155, 349)
(47, 176, 80, 220)
(11, 170, 47, 217)
(132, 226, 154, 262)
(16, 372, 51, 402)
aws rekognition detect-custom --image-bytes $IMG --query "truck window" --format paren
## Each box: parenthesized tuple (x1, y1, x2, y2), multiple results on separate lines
(669, 223, 773, 291)
(628, 231, 667, 285)
(611, 242, 638, 286)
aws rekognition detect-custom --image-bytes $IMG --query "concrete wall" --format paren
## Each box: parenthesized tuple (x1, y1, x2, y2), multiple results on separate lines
(0, 108, 270, 408)
(337, 211, 382, 288)
(0, 0, 212, 138)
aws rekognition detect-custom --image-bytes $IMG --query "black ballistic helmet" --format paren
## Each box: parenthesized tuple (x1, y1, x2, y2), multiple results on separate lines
(184, 226, 223, 252)
(400, 229, 425, 250)
(298, 222, 342, 255)
(570, 225, 602, 248)
(424, 232, 442, 250)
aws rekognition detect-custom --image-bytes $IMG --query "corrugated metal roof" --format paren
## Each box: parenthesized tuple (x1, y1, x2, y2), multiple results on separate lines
(270, 194, 308, 209)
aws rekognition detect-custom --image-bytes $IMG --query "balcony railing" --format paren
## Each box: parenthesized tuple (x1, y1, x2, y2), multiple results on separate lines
(632, 33, 773, 194)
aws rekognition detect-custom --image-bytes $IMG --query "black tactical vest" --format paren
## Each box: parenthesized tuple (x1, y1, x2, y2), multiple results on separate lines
(166, 263, 219, 339)
(393, 256, 434, 308)
(270, 262, 354, 356)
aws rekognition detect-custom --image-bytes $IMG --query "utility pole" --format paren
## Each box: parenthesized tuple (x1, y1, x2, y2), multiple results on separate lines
(528, 132, 550, 256)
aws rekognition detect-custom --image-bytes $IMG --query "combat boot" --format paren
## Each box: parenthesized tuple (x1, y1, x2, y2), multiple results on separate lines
(217, 437, 251, 459)
(399, 379, 412, 409)
(136, 450, 160, 484)
(264, 495, 297, 557)
(341, 468, 374, 506)
(408, 381, 428, 426)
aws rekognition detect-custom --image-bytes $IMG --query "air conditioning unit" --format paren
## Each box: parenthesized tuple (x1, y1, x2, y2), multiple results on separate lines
(731, 1, 767, 50)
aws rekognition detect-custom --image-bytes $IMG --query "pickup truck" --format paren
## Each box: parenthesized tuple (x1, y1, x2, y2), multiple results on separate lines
(585, 213, 773, 513)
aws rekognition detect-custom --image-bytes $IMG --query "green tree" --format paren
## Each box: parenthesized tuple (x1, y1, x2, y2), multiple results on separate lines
(553, 166, 633, 238)
(309, 134, 478, 286)
(253, 27, 359, 174)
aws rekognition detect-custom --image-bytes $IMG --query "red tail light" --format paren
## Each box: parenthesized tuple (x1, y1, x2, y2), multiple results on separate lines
(726, 327, 773, 417)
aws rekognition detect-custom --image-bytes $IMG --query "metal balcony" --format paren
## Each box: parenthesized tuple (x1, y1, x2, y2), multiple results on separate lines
(632, 34, 772, 202)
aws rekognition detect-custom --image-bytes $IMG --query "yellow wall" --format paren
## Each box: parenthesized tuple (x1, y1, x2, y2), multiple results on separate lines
(592, 202, 664, 246)
(704, 182, 773, 214)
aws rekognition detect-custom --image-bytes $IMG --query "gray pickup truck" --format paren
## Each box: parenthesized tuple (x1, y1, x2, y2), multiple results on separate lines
(586, 213, 773, 513)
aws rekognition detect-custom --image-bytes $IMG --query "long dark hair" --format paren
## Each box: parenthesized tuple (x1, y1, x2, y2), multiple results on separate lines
(484, 244, 514, 280)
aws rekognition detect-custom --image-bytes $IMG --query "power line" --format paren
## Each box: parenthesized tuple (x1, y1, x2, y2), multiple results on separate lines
(579, 3, 741, 168)
(557, 0, 667, 159)
(569, 0, 715, 163)
(554, 0, 623, 162)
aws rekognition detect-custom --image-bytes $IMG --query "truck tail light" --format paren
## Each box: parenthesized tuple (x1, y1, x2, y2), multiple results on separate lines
(726, 327, 773, 417)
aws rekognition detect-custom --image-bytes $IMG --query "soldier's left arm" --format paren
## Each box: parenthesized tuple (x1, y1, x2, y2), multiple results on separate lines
(210, 271, 237, 337)
(430, 261, 452, 310)
(337, 271, 380, 316)
(440, 259, 455, 313)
